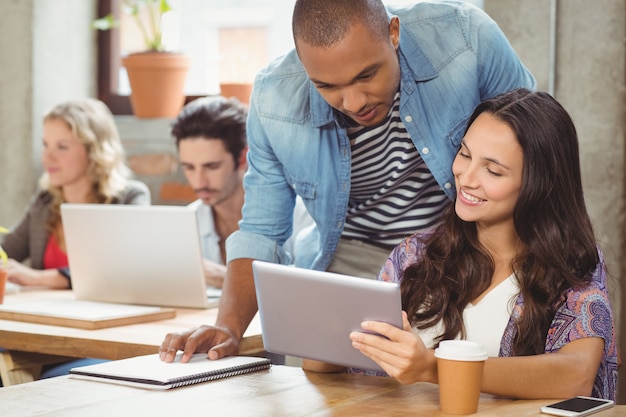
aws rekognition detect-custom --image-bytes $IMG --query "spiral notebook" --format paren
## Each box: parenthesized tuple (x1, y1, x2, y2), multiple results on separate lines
(69, 353, 271, 390)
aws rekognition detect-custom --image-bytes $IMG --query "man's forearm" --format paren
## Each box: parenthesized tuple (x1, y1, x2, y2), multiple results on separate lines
(215, 258, 258, 341)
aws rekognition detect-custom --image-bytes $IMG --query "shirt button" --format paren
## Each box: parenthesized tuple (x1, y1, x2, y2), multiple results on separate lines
(404, 115, 413, 123)
(421, 147, 430, 155)
(444, 182, 452, 189)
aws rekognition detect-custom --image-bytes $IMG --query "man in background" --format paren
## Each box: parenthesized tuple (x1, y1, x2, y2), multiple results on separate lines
(171, 96, 311, 288)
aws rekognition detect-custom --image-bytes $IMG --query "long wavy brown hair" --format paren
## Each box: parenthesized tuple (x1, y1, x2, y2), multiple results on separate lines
(401, 89, 599, 356)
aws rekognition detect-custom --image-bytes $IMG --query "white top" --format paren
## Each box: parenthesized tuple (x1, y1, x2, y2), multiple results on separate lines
(190, 200, 222, 264)
(464, 274, 519, 356)
(416, 274, 519, 357)
(190, 196, 314, 265)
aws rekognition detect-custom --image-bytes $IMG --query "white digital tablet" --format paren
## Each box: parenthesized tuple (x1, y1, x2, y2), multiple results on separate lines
(252, 260, 402, 372)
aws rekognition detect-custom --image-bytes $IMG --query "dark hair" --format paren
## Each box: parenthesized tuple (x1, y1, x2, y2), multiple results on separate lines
(292, 0, 389, 48)
(171, 96, 248, 168)
(401, 88, 599, 356)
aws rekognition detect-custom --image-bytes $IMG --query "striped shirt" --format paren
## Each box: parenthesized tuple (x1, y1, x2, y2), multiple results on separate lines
(342, 92, 448, 247)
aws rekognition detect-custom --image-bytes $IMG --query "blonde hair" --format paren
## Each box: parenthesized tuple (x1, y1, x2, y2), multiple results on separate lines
(39, 98, 132, 232)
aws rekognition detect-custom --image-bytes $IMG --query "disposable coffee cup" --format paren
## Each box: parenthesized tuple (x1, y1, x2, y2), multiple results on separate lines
(434, 340, 488, 415)
(0, 269, 7, 304)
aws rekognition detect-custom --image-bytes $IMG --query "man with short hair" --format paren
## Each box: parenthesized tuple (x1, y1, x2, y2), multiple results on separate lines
(171, 95, 311, 288)
(171, 96, 248, 288)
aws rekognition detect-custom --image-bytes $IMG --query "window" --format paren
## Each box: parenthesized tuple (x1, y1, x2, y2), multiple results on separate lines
(97, 0, 483, 115)
(97, 0, 297, 114)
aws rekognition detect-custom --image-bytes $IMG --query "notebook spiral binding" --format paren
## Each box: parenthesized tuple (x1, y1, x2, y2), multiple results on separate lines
(170, 362, 272, 388)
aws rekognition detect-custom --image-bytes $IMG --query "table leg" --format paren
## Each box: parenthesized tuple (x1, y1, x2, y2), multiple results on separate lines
(0, 350, 74, 386)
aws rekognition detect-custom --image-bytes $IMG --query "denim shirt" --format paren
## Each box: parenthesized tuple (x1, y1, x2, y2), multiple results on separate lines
(226, 1, 536, 271)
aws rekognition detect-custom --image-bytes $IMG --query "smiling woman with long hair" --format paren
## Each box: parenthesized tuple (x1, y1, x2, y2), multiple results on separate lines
(305, 89, 618, 401)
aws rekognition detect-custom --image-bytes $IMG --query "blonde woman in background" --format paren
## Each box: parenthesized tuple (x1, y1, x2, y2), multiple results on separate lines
(0, 98, 150, 289)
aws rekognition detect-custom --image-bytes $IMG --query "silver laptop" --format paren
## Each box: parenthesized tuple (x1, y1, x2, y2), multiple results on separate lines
(61, 204, 215, 309)
(252, 260, 402, 372)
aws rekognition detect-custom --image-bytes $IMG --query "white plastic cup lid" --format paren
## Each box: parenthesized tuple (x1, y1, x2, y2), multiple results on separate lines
(434, 340, 488, 362)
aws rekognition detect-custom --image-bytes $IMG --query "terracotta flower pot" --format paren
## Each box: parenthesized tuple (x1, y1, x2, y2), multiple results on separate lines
(122, 52, 191, 118)
(219, 83, 253, 104)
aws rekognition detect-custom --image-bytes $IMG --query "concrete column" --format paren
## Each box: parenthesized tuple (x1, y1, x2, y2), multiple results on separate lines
(0, 0, 96, 229)
(0, 1, 35, 228)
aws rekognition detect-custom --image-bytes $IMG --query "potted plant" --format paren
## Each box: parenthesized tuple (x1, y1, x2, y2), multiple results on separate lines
(0, 226, 8, 303)
(92, 0, 190, 118)
(0, 226, 7, 265)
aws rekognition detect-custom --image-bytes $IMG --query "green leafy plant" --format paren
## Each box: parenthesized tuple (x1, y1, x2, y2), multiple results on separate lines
(0, 226, 8, 266)
(92, 0, 172, 52)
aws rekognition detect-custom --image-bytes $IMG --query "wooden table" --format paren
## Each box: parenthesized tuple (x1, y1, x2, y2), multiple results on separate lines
(0, 365, 622, 417)
(0, 289, 263, 386)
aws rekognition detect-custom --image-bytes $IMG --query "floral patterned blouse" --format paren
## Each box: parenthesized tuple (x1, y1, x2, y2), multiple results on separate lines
(367, 232, 619, 400)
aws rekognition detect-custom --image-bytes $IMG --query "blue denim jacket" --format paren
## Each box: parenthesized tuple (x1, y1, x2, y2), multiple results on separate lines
(227, 1, 536, 270)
